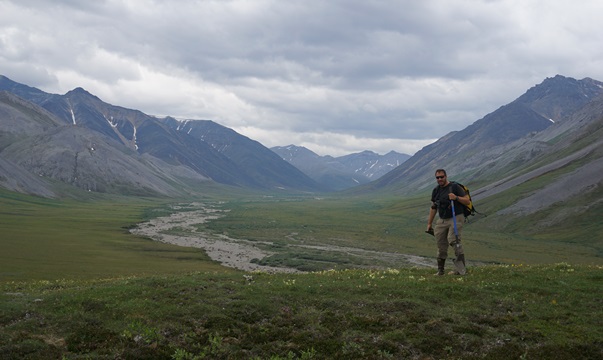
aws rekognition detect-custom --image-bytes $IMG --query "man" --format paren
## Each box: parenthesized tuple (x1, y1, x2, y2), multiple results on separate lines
(426, 169, 470, 275)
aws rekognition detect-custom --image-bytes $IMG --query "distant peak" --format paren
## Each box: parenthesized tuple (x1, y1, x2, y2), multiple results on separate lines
(541, 74, 573, 85)
(67, 87, 91, 95)
(282, 144, 311, 152)
(65, 87, 101, 101)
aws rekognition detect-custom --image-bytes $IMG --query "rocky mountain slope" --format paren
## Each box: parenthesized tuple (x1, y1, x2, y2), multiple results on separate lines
(271, 145, 410, 191)
(361, 75, 603, 236)
(162, 119, 326, 191)
(0, 91, 210, 197)
(370, 75, 603, 193)
(2, 72, 602, 223)
(0, 75, 323, 196)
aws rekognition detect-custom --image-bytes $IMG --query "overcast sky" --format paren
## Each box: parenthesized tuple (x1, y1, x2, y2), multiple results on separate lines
(2, 1, 602, 156)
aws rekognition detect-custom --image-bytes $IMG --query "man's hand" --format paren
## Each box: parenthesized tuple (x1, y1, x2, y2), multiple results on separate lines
(425, 226, 434, 236)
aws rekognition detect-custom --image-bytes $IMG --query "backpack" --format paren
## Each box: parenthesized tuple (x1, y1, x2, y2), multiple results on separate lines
(450, 181, 478, 218)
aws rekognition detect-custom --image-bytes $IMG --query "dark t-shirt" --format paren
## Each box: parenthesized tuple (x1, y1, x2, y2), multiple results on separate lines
(431, 182, 466, 219)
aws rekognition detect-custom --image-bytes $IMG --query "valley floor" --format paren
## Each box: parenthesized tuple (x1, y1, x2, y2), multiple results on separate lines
(129, 202, 435, 273)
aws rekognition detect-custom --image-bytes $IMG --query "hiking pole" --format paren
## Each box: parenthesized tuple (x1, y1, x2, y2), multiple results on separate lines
(450, 200, 466, 275)
(451, 200, 459, 240)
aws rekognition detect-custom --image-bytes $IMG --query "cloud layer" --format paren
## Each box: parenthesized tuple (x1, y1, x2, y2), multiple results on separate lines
(2, 0, 602, 155)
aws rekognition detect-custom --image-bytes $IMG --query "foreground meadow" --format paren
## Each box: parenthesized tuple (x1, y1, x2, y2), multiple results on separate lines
(1, 264, 601, 359)
(1, 190, 602, 358)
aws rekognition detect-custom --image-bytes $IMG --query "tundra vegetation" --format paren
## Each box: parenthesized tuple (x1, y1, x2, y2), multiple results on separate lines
(1, 188, 602, 359)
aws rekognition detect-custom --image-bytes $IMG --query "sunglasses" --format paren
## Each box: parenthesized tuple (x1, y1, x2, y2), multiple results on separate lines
(435, 176, 445, 179)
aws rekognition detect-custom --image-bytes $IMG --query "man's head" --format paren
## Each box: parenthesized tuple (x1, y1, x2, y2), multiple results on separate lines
(435, 169, 448, 187)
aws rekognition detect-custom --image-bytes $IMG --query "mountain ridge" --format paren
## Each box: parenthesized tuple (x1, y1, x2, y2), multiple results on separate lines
(0, 75, 324, 196)
(353, 75, 603, 239)
(368, 75, 603, 193)
(271, 145, 411, 191)
(2, 73, 603, 220)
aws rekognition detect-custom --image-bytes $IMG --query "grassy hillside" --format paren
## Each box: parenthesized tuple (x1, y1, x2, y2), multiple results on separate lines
(1, 265, 601, 359)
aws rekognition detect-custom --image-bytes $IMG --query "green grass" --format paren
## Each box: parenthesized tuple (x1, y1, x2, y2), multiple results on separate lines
(3, 185, 601, 283)
(1, 264, 601, 359)
(202, 194, 602, 268)
(1, 187, 602, 359)
(0, 190, 231, 281)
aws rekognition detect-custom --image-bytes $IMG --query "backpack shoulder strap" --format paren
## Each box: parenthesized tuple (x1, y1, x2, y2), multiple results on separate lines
(449, 181, 464, 195)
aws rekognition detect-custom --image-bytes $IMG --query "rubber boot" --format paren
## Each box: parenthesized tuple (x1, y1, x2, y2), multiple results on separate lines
(435, 258, 445, 276)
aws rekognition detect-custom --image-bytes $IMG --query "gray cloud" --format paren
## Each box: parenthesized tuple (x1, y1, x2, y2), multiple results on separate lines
(2, 0, 603, 156)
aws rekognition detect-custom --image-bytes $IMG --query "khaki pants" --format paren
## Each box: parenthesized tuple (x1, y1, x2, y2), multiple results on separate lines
(434, 215, 465, 259)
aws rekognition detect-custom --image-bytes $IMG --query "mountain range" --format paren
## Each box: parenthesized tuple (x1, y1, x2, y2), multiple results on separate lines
(271, 146, 410, 191)
(369, 75, 603, 194)
(2, 72, 603, 232)
(360, 75, 603, 236)
(0, 76, 326, 197)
